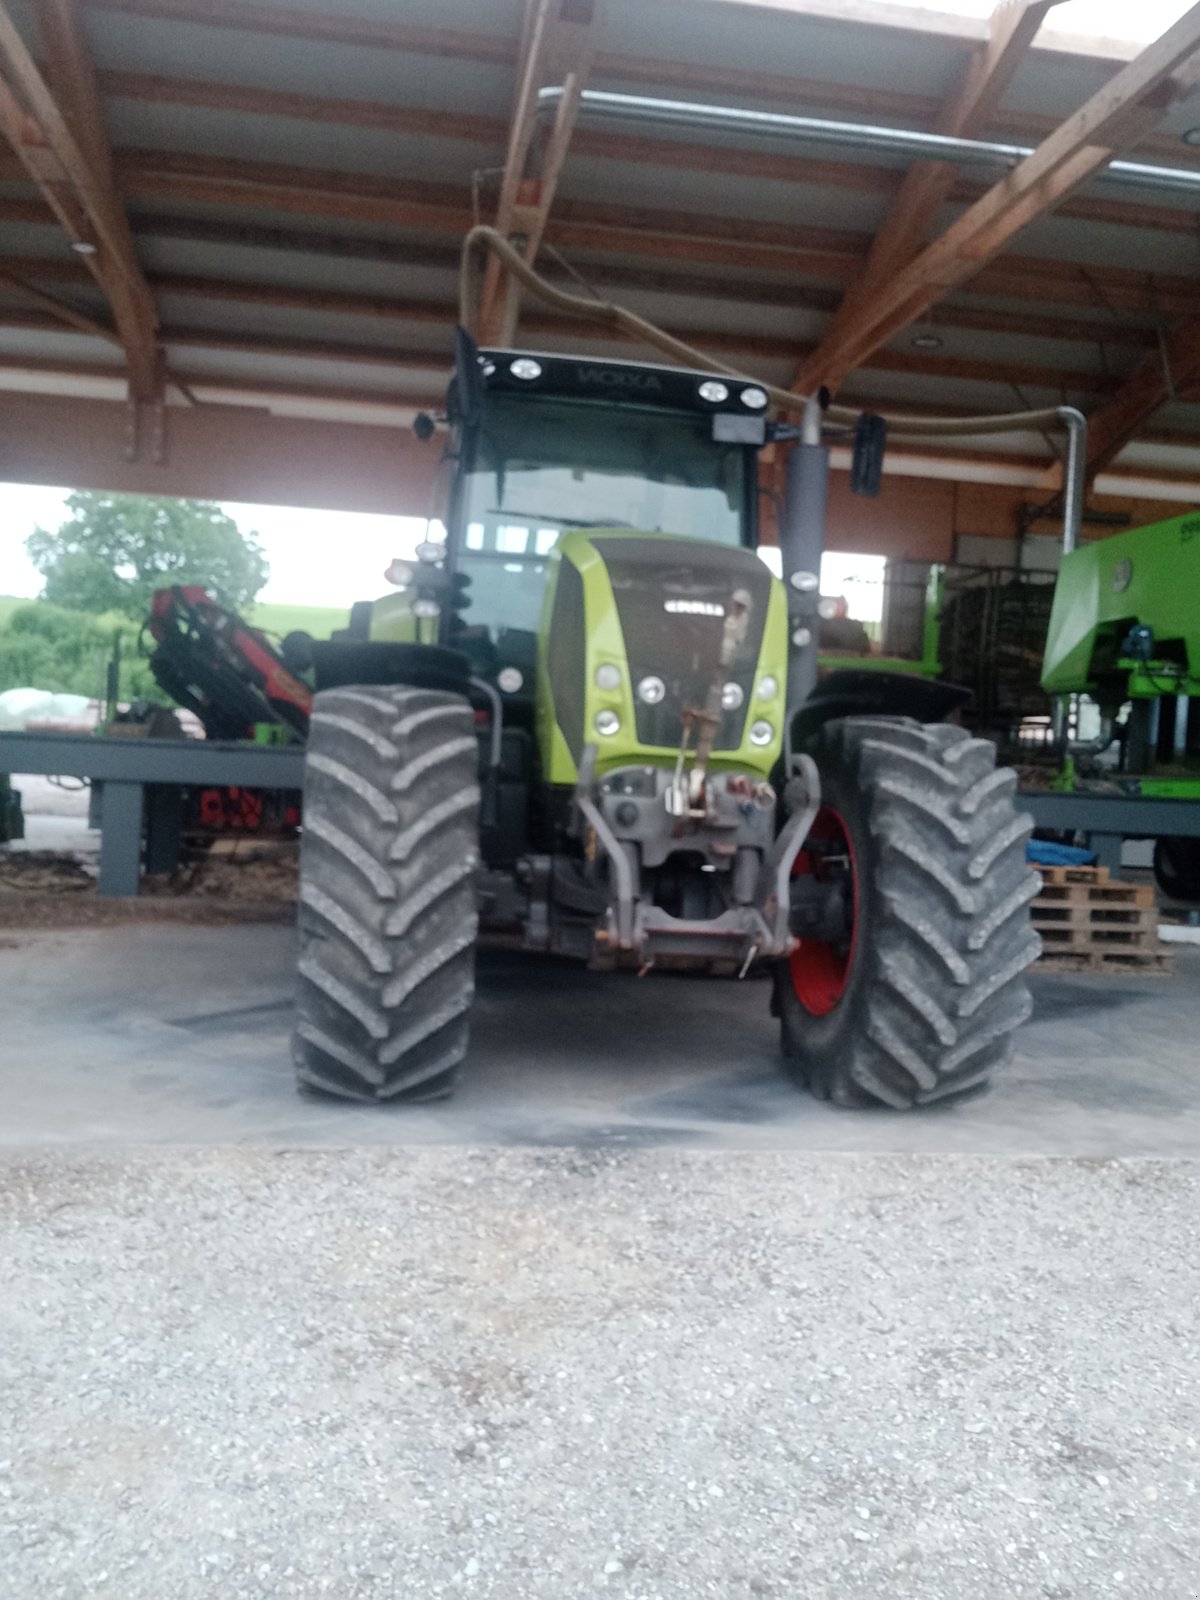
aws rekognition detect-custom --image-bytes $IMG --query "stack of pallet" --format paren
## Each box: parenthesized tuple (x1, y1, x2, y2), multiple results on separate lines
(1031, 865, 1173, 975)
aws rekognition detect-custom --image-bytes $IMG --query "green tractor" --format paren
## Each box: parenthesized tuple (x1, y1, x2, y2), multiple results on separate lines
(292, 339, 1040, 1106)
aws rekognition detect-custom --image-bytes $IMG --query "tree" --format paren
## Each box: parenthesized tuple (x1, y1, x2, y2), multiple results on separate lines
(26, 492, 268, 620)
(0, 601, 162, 700)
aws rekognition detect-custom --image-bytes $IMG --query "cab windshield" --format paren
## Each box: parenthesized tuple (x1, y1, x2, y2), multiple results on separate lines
(452, 394, 753, 661)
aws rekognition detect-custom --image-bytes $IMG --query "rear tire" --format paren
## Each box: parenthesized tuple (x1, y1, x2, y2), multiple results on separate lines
(293, 685, 480, 1103)
(776, 716, 1040, 1108)
(1153, 836, 1200, 903)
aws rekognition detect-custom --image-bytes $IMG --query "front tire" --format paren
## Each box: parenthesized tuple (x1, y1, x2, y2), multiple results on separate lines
(293, 685, 480, 1103)
(776, 716, 1040, 1108)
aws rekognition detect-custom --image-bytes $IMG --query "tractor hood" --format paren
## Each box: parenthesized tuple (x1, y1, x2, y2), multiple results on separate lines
(537, 528, 788, 784)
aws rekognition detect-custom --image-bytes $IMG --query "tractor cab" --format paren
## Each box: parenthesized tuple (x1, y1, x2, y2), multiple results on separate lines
(372, 348, 773, 701)
(446, 350, 766, 698)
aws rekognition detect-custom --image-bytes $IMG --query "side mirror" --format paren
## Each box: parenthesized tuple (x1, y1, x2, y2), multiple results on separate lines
(850, 412, 887, 498)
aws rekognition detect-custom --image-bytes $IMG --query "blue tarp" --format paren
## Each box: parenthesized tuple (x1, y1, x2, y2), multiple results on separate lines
(1026, 838, 1097, 867)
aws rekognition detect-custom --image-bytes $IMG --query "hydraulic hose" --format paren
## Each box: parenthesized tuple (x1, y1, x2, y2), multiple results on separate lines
(459, 226, 1080, 439)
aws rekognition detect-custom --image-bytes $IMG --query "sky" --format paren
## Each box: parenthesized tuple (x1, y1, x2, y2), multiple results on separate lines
(0, 485, 887, 619)
(887, 0, 1194, 41)
(0, 485, 438, 611)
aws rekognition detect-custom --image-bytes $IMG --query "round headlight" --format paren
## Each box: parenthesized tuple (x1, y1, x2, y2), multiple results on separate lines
(637, 675, 666, 705)
(698, 380, 729, 403)
(789, 569, 820, 592)
(595, 663, 622, 691)
(791, 626, 813, 648)
(817, 597, 842, 620)
(756, 675, 778, 701)
(412, 598, 441, 619)
(415, 540, 443, 564)
(498, 667, 523, 694)
(740, 386, 768, 410)
(720, 682, 744, 712)
(595, 709, 621, 737)
(510, 357, 542, 381)
(749, 719, 775, 747)
(384, 559, 413, 587)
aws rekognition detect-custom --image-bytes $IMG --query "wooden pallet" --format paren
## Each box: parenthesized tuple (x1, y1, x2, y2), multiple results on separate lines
(1037, 863, 1112, 886)
(1031, 865, 1174, 975)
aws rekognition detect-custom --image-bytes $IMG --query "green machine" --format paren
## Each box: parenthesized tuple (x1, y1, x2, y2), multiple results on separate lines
(1041, 509, 1200, 896)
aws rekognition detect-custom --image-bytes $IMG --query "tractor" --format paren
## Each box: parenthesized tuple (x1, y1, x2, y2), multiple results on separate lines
(291, 337, 1040, 1107)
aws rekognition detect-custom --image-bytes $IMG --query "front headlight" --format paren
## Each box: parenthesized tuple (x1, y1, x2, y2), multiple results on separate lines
(595, 663, 622, 691)
(637, 675, 666, 705)
(595, 709, 621, 737)
(749, 719, 774, 747)
(720, 682, 744, 711)
(756, 675, 778, 701)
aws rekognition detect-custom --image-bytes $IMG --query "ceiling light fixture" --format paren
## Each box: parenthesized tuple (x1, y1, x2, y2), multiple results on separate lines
(911, 332, 943, 351)
(70, 240, 97, 255)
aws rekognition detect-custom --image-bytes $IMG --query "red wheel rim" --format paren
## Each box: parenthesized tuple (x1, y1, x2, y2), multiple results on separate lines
(788, 805, 858, 1017)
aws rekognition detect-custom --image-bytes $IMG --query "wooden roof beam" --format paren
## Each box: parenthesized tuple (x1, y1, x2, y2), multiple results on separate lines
(0, 0, 159, 397)
(792, 2, 1200, 398)
(0, 265, 118, 341)
(797, 0, 1061, 392)
(479, 0, 605, 344)
(1078, 318, 1200, 476)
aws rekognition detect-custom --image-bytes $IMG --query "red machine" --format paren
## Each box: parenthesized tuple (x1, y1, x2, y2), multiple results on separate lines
(145, 585, 312, 741)
(143, 586, 312, 841)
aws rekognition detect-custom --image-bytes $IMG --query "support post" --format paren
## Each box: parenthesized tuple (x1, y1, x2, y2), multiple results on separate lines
(96, 779, 144, 895)
(780, 395, 829, 748)
(143, 784, 183, 875)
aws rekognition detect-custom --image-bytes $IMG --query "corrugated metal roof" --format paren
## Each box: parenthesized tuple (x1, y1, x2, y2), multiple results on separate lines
(1, 0, 1198, 489)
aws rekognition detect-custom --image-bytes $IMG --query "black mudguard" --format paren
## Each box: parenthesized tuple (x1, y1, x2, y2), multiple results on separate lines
(790, 668, 971, 747)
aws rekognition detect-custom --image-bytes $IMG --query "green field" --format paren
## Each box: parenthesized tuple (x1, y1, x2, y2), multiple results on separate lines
(246, 600, 349, 640)
(1, 594, 349, 639)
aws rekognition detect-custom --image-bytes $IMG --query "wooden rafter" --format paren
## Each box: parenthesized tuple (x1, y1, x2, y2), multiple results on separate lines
(796, 0, 1060, 393)
(0, 265, 118, 341)
(791, 2, 1200, 397)
(478, 0, 604, 344)
(0, 0, 159, 398)
(1079, 319, 1200, 475)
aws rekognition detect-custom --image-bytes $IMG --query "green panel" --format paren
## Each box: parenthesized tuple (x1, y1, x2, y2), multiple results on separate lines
(368, 589, 419, 644)
(536, 528, 787, 785)
(1041, 511, 1200, 699)
(1135, 777, 1200, 799)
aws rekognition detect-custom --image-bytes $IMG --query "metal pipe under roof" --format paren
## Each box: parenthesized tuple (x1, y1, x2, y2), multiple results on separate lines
(540, 86, 1200, 199)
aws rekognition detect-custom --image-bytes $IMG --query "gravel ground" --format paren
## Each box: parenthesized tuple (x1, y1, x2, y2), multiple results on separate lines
(1, 1149, 1198, 1600)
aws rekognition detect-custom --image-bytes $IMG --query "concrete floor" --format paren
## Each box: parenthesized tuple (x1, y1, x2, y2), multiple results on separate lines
(3, 922, 1198, 1155)
(5, 811, 1200, 1600)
